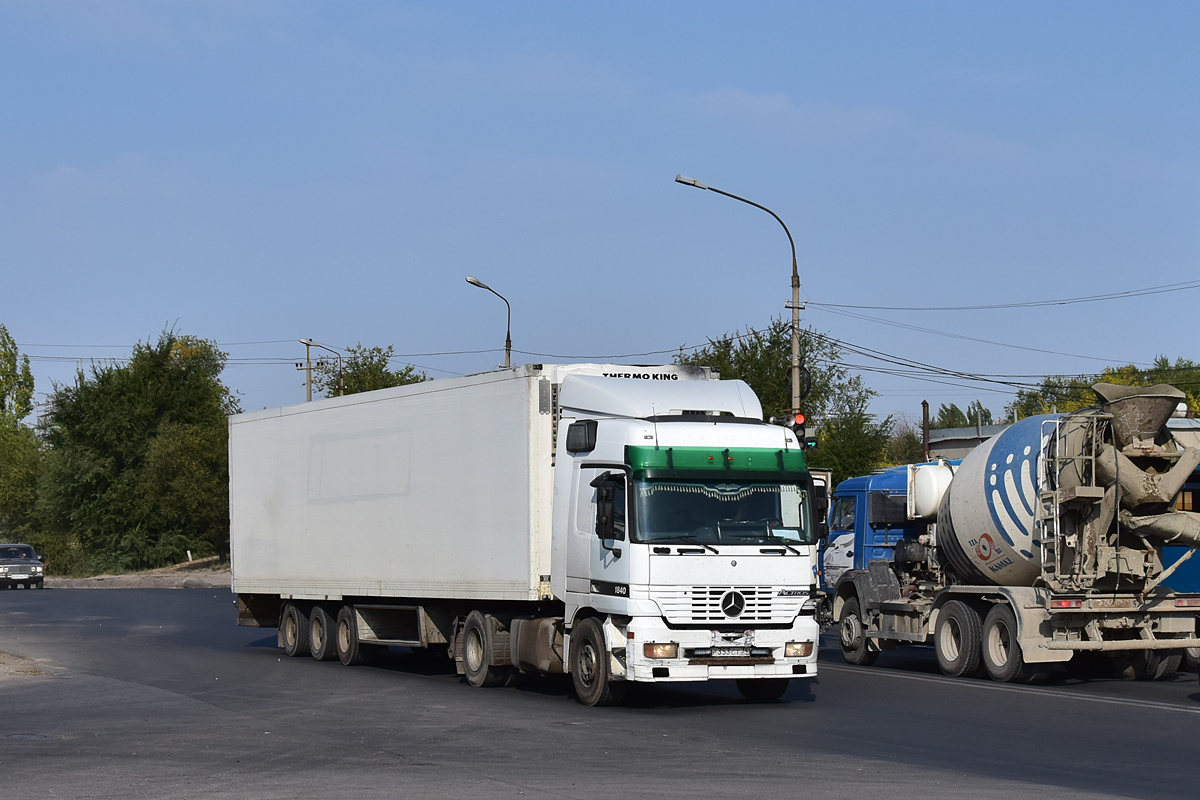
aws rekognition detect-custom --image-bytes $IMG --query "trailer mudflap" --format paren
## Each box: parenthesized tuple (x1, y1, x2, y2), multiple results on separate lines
(236, 594, 283, 628)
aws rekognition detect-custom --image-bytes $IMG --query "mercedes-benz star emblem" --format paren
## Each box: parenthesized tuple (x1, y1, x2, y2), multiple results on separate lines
(720, 590, 746, 618)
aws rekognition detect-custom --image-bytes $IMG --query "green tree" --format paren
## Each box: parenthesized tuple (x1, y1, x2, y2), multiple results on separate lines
(36, 331, 239, 573)
(313, 343, 427, 397)
(676, 317, 890, 484)
(1005, 357, 1200, 421)
(0, 323, 35, 424)
(885, 418, 926, 465)
(0, 424, 41, 543)
(674, 317, 875, 423)
(932, 400, 994, 429)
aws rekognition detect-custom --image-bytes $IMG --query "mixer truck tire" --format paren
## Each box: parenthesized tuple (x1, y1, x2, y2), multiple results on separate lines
(1183, 647, 1199, 673)
(462, 611, 516, 688)
(981, 604, 1047, 684)
(838, 598, 878, 666)
(309, 605, 339, 661)
(736, 678, 791, 702)
(1111, 649, 1182, 681)
(280, 602, 309, 658)
(934, 600, 983, 678)
(569, 617, 627, 706)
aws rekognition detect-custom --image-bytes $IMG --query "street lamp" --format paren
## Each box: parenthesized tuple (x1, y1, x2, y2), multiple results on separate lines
(298, 338, 344, 398)
(465, 276, 512, 369)
(674, 174, 804, 417)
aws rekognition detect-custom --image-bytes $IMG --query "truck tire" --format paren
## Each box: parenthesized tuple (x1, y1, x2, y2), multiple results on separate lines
(569, 617, 627, 707)
(736, 678, 791, 702)
(981, 603, 1046, 683)
(309, 605, 339, 661)
(838, 598, 878, 666)
(1113, 649, 1183, 681)
(462, 611, 514, 688)
(1183, 646, 1199, 674)
(281, 603, 310, 658)
(935, 600, 983, 678)
(336, 605, 365, 666)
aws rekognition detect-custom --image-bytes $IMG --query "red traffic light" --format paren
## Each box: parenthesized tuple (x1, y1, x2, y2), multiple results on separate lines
(793, 413, 806, 426)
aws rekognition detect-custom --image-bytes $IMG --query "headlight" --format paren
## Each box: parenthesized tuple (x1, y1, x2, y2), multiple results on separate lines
(785, 641, 813, 658)
(32, 566, 43, 574)
(0, 567, 7, 574)
(643, 642, 678, 659)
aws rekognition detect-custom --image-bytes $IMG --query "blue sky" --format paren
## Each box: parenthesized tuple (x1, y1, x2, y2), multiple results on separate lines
(2, 2, 1197, 420)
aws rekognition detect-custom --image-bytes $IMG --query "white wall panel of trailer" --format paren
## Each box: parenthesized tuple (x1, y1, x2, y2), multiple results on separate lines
(230, 369, 554, 601)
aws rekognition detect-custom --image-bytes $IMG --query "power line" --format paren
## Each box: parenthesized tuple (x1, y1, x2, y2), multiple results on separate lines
(806, 278, 1200, 312)
(811, 306, 1141, 365)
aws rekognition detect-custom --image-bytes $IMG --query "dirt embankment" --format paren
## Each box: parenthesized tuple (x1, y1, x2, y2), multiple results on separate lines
(44, 556, 232, 589)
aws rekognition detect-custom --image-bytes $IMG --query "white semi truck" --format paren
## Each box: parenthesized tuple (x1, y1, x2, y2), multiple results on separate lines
(231, 364, 824, 705)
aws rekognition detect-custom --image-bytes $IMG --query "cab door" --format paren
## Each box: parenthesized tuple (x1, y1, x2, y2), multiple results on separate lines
(571, 466, 630, 603)
(821, 494, 858, 588)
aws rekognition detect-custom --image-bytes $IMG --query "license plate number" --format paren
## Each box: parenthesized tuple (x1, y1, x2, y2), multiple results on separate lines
(712, 647, 751, 658)
(9, 574, 28, 580)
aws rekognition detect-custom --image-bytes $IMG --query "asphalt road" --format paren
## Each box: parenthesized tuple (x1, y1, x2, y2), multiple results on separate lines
(1, 590, 1197, 799)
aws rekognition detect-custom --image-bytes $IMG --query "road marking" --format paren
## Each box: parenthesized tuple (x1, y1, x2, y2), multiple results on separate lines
(819, 662, 1200, 716)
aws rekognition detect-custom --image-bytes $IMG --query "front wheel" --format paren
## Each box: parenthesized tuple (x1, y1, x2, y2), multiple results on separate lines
(570, 618, 626, 707)
(838, 598, 878, 666)
(736, 678, 791, 702)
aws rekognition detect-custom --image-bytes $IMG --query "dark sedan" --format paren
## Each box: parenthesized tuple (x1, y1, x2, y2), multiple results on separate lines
(0, 544, 44, 589)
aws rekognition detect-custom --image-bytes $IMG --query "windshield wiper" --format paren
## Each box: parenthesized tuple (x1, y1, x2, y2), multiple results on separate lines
(761, 538, 802, 556)
(666, 536, 719, 554)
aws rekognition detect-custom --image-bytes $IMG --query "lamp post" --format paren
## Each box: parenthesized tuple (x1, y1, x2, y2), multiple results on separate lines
(465, 276, 512, 369)
(299, 339, 344, 398)
(675, 174, 803, 417)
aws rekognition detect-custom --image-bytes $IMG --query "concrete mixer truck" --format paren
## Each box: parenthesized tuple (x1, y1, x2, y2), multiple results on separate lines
(819, 383, 1200, 683)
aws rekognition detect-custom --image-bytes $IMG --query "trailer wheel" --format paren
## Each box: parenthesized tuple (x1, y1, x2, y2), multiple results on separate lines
(935, 600, 983, 678)
(1183, 647, 1199, 674)
(838, 598, 878, 666)
(309, 605, 339, 661)
(570, 617, 626, 707)
(281, 603, 309, 658)
(981, 603, 1046, 683)
(462, 611, 514, 688)
(336, 605, 365, 666)
(736, 678, 791, 702)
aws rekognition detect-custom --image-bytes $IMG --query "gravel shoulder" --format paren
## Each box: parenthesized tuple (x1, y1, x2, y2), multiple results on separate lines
(41, 556, 232, 589)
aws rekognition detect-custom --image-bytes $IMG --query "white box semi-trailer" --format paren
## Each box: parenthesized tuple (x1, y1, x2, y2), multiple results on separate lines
(231, 363, 824, 705)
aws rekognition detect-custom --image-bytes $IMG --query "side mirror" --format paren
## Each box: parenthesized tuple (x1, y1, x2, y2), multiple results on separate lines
(589, 472, 623, 557)
(37, 555, 44, 562)
(566, 420, 598, 453)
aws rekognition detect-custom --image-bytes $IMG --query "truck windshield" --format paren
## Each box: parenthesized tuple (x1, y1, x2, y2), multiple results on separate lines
(633, 479, 814, 546)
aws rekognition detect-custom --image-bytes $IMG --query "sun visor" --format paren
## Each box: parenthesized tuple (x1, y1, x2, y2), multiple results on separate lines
(558, 374, 762, 420)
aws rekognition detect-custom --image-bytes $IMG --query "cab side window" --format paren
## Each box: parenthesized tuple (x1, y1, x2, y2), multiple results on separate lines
(830, 497, 856, 531)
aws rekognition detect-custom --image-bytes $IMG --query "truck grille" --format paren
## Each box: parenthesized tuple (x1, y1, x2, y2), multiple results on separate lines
(650, 586, 804, 625)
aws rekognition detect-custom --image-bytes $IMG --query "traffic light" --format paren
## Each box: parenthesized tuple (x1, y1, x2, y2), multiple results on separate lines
(791, 413, 818, 449)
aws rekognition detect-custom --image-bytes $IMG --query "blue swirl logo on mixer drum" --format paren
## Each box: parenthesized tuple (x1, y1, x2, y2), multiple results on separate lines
(983, 420, 1045, 561)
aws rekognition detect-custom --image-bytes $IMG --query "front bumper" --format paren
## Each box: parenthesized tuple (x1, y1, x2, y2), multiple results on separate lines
(0, 573, 40, 584)
(621, 614, 819, 682)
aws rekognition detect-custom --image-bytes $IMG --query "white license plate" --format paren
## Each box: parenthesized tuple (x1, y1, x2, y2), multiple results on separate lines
(9, 574, 28, 580)
(712, 647, 751, 658)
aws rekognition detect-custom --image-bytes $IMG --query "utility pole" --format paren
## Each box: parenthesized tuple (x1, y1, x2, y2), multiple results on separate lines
(295, 340, 313, 402)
